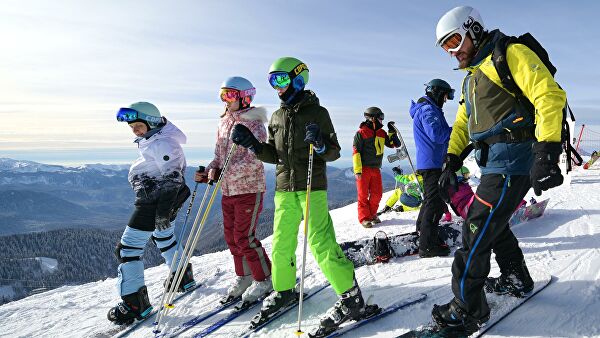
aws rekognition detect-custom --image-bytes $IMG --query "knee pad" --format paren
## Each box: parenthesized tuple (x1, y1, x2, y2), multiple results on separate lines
(114, 241, 144, 263)
(151, 233, 177, 253)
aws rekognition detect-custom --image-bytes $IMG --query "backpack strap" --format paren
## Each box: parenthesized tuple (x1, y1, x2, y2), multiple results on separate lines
(492, 36, 522, 97)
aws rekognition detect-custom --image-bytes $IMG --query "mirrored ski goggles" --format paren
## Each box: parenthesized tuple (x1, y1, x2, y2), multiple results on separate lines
(116, 108, 162, 124)
(441, 32, 465, 53)
(268, 72, 291, 89)
(219, 87, 256, 103)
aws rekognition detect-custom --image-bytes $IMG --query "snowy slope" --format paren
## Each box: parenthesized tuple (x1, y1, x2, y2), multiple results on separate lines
(1, 168, 599, 337)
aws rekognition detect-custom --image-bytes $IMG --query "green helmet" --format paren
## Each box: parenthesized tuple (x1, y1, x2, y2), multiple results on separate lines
(269, 56, 309, 90)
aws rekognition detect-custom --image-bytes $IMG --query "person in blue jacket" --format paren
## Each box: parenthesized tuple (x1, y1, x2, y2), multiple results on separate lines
(410, 79, 454, 257)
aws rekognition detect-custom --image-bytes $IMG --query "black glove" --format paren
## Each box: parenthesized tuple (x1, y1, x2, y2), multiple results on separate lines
(231, 124, 262, 153)
(530, 142, 563, 196)
(208, 168, 222, 183)
(392, 166, 403, 176)
(438, 153, 463, 203)
(387, 121, 401, 147)
(155, 215, 171, 231)
(194, 165, 208, 183)
(304, 123, 324, 150)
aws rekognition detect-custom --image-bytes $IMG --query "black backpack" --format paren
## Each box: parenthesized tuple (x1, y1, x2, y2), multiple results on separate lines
(491, 33, 583, 173)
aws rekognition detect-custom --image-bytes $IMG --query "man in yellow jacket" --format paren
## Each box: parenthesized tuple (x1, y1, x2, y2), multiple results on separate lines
(430, 6, 566, 333)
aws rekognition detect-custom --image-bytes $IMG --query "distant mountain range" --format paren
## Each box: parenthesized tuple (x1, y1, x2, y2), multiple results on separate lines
(0, 157, 396, 304)
(0, 158, 396, 236)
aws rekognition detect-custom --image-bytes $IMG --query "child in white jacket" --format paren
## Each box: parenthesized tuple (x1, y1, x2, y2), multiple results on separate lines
(108, 101, 194, 325)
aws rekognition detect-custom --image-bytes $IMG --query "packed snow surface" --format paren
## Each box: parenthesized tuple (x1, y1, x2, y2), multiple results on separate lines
(1, 167, 599, 337)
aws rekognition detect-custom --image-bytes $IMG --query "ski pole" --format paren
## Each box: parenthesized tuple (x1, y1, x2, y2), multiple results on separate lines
(295, 143, 314, 336)
(153, 166, 204, 329)
(154, 144, 238, 333)
(154, 180, 213, 333)
(390, 122, 424, 200)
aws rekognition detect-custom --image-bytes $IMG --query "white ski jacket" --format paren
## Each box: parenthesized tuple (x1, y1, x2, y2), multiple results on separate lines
(128, 119, 187, 218)
(207, 106, 267, 196)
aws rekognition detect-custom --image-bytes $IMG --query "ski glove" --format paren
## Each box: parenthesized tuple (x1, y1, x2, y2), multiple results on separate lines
(387, 121, 401, 147)
(155, 215, 171, 231)
(304, 123, 325, 153)
(231, 124, 262, 153)
(194, 168, 208, 184)
(438, 153, 463, 203)
(208, 168, 222, 183)
(530, 142, 564, 196)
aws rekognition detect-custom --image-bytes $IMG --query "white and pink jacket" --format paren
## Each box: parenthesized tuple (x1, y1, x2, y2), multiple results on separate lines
(207, 106, 268, 197)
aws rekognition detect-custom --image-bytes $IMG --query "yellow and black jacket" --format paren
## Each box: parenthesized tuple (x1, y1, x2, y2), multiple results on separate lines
(448, 30, 566, 175)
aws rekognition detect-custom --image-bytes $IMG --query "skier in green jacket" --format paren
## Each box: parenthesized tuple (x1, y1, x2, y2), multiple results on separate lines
(231, 57, 375, 334)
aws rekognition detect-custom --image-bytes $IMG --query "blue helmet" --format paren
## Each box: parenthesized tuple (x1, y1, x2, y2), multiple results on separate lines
(220, 76, 256, 107)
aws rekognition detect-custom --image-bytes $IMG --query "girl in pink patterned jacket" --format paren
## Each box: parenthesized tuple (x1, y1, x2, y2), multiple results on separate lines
(195, 77, 272, 306)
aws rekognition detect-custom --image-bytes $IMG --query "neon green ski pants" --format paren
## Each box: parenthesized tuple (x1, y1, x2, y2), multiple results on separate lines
(271, 190, 355, 295)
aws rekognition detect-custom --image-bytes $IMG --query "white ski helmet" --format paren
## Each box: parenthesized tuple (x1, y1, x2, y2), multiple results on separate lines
(220, 76, 256, 107)
(435, 6, 485, 51)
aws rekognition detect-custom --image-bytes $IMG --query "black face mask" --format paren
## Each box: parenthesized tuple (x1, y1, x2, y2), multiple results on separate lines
(280, 87, 305, 105)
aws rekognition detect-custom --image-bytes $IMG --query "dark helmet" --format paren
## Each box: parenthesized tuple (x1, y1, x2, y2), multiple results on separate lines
(364, 106, 384, 120)
(425, 79, 455, 107)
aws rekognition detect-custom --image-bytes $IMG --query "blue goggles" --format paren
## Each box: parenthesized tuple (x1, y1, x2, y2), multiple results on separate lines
(116, 107, 162, 125)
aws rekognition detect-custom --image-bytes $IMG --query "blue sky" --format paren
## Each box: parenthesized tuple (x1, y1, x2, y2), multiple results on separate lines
(1, 1, 599, 167)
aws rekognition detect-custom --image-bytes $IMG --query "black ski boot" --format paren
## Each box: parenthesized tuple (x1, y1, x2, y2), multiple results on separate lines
(165, 263, 196, 293)
(249, 288, 299, 329)
(392, 205, 404, 212)
(107, 286, 153, 325)
(431, 298, 489, 335)
(485, 259, 534, 297)
(418, 243, 450, 258)
(310, 282, 379, 337)
(377, 205, 392, 216)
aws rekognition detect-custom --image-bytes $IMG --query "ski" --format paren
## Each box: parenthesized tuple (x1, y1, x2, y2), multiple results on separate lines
(168, 277, 302, 337)
(154, 296, 241, 337)
(397, 270, 552, 338)
(237, 283, 330, 338)
(309, 293, 427, 338)
(190, 299, 262, 338)
(90, 282, 202, 338)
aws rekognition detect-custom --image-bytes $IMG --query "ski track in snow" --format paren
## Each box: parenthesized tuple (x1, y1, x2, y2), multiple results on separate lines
(1, 169, 600, 337)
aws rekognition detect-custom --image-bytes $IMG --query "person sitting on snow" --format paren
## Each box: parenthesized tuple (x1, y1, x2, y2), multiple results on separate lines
(377, 166, 452, 222)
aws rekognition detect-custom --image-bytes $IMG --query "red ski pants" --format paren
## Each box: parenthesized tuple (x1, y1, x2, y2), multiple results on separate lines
(222, 192, 271, 281)
(356, 167, 383, 222)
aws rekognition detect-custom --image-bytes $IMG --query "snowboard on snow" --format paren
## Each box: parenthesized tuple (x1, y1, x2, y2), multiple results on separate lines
(340, 221, 462, 268)
(396, 269, 552, 338)
(583, 151, 599, 169)
(509, 199, 549, 227)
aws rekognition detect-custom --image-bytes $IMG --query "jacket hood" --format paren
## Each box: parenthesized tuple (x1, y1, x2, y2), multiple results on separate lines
(135, 119, 186, 146)
(236, 106, 268, 123)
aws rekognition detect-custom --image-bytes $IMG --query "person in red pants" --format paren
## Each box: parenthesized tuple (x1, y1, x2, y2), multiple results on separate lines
(352, 107, 400, 228)
(195, 76, 272, 307)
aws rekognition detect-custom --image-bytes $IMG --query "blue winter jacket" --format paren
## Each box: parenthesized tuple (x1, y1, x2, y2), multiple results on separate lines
(409, 96, 451, 170)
